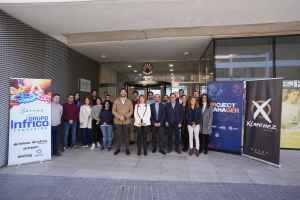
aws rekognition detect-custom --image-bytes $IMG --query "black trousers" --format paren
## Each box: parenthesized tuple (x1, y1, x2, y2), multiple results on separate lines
(136, 126, 149, 151)
(91, 119, 102, 143)
(181, 127, 189, 149)
(152, 126, 164, 150)
(115, 124, 130, 150)
(199, 133, 209, 151)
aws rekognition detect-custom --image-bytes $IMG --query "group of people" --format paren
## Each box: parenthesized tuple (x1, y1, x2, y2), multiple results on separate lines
(51, 88, 213, 157)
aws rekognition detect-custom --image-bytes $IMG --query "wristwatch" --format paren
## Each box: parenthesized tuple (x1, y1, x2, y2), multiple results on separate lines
(124, 116, 127, 119)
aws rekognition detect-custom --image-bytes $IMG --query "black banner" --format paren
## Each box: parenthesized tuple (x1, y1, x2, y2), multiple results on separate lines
(243, 78, 283, 165)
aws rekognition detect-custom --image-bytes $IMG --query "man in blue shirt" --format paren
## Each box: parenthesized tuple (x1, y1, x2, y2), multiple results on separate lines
(150, 94, 166, 155)
(147, 91, 155, 105)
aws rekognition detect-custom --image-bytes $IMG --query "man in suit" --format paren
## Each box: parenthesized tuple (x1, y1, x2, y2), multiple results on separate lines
(150, 94, 166, 155)
(176, 89, 184, 104)
(165, 93, 183, 154)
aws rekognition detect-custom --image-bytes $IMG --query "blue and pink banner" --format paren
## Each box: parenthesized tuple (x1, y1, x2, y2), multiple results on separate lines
(207, 82, 244, 153)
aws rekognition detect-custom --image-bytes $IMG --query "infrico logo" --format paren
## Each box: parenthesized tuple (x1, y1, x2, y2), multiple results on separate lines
(251, 99, 272, 123)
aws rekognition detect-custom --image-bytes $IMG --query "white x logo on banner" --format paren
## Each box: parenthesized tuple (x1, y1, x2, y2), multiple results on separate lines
(252, 99, 272, 123)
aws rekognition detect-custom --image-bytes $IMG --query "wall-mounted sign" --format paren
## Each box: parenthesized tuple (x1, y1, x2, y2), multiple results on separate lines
(101, 77, 105, 84)
(117, 75, 181, 83)
(142, 62, 153, 75)
(78, 78, 91, 92)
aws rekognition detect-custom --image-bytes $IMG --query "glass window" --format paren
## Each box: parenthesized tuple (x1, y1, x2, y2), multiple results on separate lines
(276, 36, 300, 80)
(215, 38, 273, 81)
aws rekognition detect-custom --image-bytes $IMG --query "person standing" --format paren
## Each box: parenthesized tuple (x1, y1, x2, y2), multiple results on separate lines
(91, 98, 102, 149)
(186, 97, 202, 157)
(100, 100, 114, 151)
(91, 89, 98, 105)
(134, 95, 151, 156)
(112, 88, 133, 155)
(199, 94, 213, 155)
(67, 92, 81, 147)
(181, 95, 189, 152)
(162, 95, 170, 105)
(102, 91, 108, 102)
(80, 98, 93, 148)
(176, 89, 184, 104)
(194, 90, 201, 105)
(51, 94, 63, 156)
(130, 91, 138, 145)
(147, 91, 155, 105)
(104, 95, 113, 107)
(62, 94, 79, 151)
(150, 94, 166, 155)
(165, 93, 183, 154)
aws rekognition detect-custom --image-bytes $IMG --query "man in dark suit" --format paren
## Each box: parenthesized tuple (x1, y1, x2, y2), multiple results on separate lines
(176, 89, 184, 104)
(165, 93, 183, 154)
(150, 94, 166, 155)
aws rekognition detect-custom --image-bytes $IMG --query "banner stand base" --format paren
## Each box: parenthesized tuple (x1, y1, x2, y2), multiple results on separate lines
(242, 154, 281, 168)
(7, 158, 52, 167)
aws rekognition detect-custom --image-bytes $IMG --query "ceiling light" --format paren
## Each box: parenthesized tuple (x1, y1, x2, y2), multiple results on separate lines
(171, 74, 173, 75)
(139, 74, 142, 75)
(130, 87, 134, 88)
(128, 65, 131, 68)
(170, 69, 173, 71)
(183, 51, 190, 56)
(134, 70, 137, 72)
(100, 55, 106, 59)
(169, 64, 173, 67)
(210, 73, 213, 74)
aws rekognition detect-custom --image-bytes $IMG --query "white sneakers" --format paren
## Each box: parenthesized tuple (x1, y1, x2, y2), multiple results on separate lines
(90, 143, 95, 150)
(82, 145, 89, 148)
(97, 142, 101, 148)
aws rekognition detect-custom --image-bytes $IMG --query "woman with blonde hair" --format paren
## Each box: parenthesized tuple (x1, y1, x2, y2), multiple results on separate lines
(80, 97, 93, 148)
(134, 95, 151, 156)
(186, 96, 202, 157)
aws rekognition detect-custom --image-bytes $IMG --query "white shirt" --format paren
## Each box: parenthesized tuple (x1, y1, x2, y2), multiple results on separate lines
(121, 97, 126, 105)
(202, 102, 207, 112)
(179, 99, 183, 104)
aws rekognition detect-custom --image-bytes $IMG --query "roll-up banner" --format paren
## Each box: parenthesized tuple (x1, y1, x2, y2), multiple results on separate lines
(281, 87, 300, 149)
(243, 78, 283, 167)
(207, 82, 244, 153)
(8, 78, 52, 166)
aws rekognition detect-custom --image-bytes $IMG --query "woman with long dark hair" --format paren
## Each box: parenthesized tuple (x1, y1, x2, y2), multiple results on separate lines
(199, 94, 213, 155)
(100, 100, 114, 151)
(282, 89, 300, 129)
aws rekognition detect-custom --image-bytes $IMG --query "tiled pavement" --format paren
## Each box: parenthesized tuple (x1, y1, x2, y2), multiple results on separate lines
(0, 174, 300, 200)
(0, 141, 300, 199)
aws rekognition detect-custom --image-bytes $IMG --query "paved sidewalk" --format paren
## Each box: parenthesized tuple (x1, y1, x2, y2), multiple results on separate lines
(1, 141, 300, 186)
(1, 174, 300, 200)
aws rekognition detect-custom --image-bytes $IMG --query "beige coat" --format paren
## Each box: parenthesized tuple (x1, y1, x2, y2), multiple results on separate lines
(112, 98, 133, 125)
(79, 105, 93, 129)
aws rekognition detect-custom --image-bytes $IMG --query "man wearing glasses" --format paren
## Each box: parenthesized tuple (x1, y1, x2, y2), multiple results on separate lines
(62, 94, 79, 151)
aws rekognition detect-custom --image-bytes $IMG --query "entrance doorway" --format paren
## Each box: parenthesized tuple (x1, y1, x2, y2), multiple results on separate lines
(124, 81, 172, 101)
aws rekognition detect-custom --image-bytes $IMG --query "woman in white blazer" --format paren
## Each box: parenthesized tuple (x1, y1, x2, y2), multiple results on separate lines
(80, 97, 93, 148)
(134, 95, 151, 156)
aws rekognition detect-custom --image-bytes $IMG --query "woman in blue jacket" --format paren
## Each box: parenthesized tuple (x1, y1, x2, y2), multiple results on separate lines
(186, 96, 202, 157)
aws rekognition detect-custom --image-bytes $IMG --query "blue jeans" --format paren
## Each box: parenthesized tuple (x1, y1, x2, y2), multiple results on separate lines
(168, 122, 180, 149)
(51, 125, 61, 152)
(100, 125, 113, 147)
(63, 121, 77, 147)
(81, 128, 92, 146)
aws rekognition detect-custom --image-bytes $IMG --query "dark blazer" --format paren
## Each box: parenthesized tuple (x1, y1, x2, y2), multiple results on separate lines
(186, 107, 202, 126)
(150, 103, 165, 127)
(165, 102, 183, 125)
(176, 97, 181, 104)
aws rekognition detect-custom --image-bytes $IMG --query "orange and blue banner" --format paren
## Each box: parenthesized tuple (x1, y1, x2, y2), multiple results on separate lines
(207, 82, 244, 153)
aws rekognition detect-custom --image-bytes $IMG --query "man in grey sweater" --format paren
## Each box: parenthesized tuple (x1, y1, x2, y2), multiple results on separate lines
(51, 94, 63, 156)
